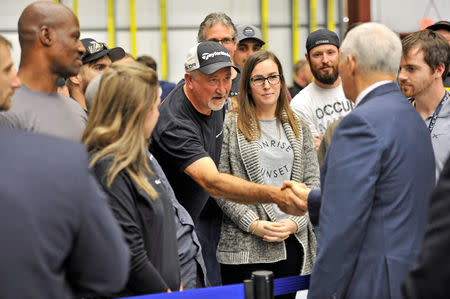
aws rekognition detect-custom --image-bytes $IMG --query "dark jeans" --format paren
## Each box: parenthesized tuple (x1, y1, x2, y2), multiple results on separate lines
(221, 235, 303, 299)
(195, 199, 223, 286)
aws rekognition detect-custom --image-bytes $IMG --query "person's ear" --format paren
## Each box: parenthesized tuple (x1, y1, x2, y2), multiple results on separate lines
(38, 26, 53, 47)
(347, 55, 357, 75)
(184, 72, 193, 89)
(69, 74, 81, 86)
(434, 62, 445, 80)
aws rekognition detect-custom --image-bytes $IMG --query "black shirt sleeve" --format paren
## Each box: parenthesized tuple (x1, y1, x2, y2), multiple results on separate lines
(154, 120, 210, 172)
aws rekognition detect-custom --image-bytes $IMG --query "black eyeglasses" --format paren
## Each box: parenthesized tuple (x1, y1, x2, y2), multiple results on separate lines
(84, 42, 108, 55)
(250, 74, 281, 86)
(207, 37, 236, 45)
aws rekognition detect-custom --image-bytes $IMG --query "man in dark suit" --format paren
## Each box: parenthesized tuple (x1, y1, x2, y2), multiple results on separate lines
(0, 34, 130, 298)
(402, 156, 450, 298)
(285, 22, 436, 298)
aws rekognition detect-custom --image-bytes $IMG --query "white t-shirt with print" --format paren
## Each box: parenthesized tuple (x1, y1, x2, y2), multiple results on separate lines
(290, 82, 353, 137)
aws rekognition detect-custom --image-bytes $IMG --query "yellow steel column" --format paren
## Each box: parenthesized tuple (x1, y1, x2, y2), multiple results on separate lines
(310, 0, 317, 32)
(261, 0, 268, 49)
(107, 0, 116, 47)
(160, 0, 168, 81)
(292, 0, 299, 66)
(73, 0, 78, 17)
(130, 0, 137, 57)
(328, 0, 335, 32)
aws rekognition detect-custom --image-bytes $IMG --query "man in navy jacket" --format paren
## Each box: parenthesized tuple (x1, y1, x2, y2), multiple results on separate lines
(286, 23, 435, 298)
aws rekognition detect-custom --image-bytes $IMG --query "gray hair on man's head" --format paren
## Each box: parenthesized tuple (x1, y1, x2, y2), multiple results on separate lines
(197, 12, 237, 42)
(340, 22, 401, 75)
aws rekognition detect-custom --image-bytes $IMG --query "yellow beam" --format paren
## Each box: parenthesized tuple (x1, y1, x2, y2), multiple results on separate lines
(292, 0, 299, 67)
(160, 0, 168, 80)
(328, 0, 335, 32)
(261, 0, 268, 49)
(73, 0, 78, 17)
(107, 0, 115, 47)
(310, 0, 317, 32)
(130, 0, 137, 58)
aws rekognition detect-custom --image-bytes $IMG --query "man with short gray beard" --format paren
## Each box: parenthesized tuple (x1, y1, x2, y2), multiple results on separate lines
(290, 29, 353, 151)
(150, 41, 310, 286)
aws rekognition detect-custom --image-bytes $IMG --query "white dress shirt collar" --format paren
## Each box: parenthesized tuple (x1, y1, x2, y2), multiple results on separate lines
(354, 80, 393, 107)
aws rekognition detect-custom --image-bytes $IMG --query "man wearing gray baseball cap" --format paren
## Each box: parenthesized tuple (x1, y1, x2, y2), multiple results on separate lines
(234, 24, 265, 68)
(150, 40, 309, 287)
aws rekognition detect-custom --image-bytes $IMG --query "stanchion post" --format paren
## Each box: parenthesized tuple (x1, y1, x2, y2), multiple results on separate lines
(244, 279, 255, 299)
(251, 270, 274, 299)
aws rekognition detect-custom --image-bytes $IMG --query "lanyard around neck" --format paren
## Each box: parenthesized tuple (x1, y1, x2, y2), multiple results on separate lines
(428, 91, 449, 133)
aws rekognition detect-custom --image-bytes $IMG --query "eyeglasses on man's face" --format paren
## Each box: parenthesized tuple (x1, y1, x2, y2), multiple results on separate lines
(250, 74, 281, 87)
(207, 37, 236, 45)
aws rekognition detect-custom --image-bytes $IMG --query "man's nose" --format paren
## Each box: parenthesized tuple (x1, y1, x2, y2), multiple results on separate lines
(10, 66, 21, 89)
(397, 68, 407, 81)
(78, 40, 86, 55)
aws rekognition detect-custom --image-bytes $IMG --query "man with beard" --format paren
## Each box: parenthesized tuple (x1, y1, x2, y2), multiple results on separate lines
(0, 1, 87, 141)
(399, 29, 450, 179)
(67, 38, 124, 112)
(291, 29, 353, 150)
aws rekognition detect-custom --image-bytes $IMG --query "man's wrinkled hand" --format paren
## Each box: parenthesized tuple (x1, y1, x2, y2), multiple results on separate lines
(276, 184, 308, 216)
(282, 181, 310, 201)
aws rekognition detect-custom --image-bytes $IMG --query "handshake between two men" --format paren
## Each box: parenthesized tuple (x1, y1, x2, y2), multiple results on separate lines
(278, 181, 311, 216)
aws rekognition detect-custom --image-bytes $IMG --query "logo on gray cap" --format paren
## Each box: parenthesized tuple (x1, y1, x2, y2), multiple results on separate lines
(243, 26, 256, 37)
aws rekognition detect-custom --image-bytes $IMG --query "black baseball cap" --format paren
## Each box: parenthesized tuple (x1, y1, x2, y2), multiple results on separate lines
(426, 20, 450, 32)
(81, 38, 125, 64)
(306, 29, 340, 53)
(184, 41, 240, 74)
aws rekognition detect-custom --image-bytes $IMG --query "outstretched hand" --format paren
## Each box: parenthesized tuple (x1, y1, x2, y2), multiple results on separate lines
(282, 181, 310, 201)
(275, 182, 309, 216)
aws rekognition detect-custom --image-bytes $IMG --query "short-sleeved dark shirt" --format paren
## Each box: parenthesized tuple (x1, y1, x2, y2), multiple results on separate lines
(150, 80, 225, 221)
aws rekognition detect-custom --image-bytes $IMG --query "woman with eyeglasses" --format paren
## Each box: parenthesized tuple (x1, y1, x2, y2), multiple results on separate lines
(216, 51, 319, 298)
(82, 62, 181, 296)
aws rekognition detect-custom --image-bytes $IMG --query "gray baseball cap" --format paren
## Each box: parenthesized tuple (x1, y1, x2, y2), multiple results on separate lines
(236, 24, 265, 45)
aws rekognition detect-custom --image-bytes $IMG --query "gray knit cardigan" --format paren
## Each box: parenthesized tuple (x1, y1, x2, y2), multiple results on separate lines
(215, 111, 320, 275)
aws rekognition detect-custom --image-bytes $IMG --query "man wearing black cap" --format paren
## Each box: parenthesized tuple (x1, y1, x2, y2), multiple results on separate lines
(426, 20, 450, 89)
(290, 29, 353, 151)
(0, 1, 87, 141)
(150, 41, 308, 286)
(67, 38, 125, 111)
